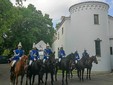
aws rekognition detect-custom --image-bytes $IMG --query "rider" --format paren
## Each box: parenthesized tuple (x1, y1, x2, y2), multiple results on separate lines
(74, 50, 80, 63)
(10, 42, 24, 71)
(43, 43, 52, 63)
(29, 43, 40, 65)
(82, 49, 89, 64)
(58, 46, 66, 62)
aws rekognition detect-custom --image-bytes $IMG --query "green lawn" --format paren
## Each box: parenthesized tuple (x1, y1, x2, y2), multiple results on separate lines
(57, 70, 77, 74)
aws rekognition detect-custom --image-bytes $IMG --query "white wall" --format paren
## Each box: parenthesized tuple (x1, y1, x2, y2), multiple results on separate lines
(68, 1, 111, 72)
(53, 1, 112, 72)
(108, 16, 113, 69)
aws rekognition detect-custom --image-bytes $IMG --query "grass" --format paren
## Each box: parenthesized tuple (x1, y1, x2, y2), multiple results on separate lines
(57, 70, 77, 75)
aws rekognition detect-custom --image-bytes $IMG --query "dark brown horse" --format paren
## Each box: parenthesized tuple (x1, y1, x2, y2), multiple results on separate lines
(76, 55, 98, 81)
(10, 55, 28, 85)
(43, 52, 56, 85)
(55, 53, 75, 85)
(25, 59, 43, 85)
(85, 56, 98, 80)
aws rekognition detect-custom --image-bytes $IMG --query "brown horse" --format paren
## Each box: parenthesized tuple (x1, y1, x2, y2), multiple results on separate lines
(10, 55, 28, 85)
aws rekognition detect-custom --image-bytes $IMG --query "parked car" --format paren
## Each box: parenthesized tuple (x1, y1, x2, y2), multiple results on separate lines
(0, 56, 8, 64)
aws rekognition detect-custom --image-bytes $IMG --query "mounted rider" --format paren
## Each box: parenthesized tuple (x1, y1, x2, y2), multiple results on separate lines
(43, 43, 52, 63)
(10, 42, 24, 71)
(82, 49, 89, 64)
(58, 46, 66, 62)
(74, 50, 80, 63)
(29, 43, 40, 65)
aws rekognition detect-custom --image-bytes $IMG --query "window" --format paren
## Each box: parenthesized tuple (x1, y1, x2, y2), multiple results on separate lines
(62, 27, 64, 34)
(95, 38, 101, 56)
(94, 14, 99, 24)
(110, 47, 113, 55)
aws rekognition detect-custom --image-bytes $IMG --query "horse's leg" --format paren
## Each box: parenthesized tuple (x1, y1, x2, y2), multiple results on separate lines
(51, 73, 54, 85)
(40, 73, 44, 83)
(78, 69, 81, 81)
(20, 74, 24, 85)
(66, 71, 68, 85)
(79, 70, 82, 81)
(62, 70, 64, 85)
(45, 73, 48, 85)
(71, 70, 73, 78)
(77, 69, 79, 78)
(29, 75, 32, 85)
(89, 68, 91, 80)
(38, 75, 40, 85)
(86, 68, 88, 79)
(32, 75, 35, 85)
(55, 67, 58, 81)
(16, 75, 18, 85)
(25, 74, 28, 85)
(82, 69, 84, 81)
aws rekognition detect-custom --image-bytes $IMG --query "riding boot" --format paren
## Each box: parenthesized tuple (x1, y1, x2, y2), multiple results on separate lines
(58, 61, 61, 68)
(10, 66, 14, 75)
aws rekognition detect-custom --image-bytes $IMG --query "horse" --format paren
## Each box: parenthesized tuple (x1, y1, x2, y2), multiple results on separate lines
(55, 53, 75, 85)
(85, 56, 98, 80)
(10, 55, 28, 85)
(76, 55, 98, 81)
(43, 52, 56, 85)
(26, 59, 43, 85)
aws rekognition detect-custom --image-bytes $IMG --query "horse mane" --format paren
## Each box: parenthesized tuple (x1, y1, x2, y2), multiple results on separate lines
(20, 55, 28, 60)
(66, 53, 75, 61)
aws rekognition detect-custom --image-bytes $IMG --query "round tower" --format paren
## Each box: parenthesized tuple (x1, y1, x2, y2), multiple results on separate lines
(68, 1, 110, 72)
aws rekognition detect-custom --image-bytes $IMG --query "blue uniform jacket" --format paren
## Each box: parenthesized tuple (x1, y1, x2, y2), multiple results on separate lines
(30, 49, 39, 60)
(58, 49, 66, 58)
(75, 53, 80, 60)
(44, 48, 52, 60)
(12, 49, 24, 60)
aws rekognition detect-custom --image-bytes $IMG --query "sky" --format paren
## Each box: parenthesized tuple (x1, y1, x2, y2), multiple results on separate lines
(10, 0, 113, 27)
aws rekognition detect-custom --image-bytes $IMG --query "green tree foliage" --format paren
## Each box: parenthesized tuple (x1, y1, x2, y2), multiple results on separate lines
(0, 1, 55, 55)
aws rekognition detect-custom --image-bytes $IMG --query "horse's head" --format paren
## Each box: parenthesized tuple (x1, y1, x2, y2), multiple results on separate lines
(49, 52, 55, 63)
(91, 56, 98, 64)
(21, 55, 28, 63)
(66, 53, 75, 70)
(67, 53, 75, 60)
(49, 51, 55, 58)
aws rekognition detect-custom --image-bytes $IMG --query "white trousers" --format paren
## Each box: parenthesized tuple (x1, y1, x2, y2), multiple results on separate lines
(11, 60, 16, 67)
(43, 59, 46, 63)
(29, 60, 33, 65)
(59, 58, 61, 62)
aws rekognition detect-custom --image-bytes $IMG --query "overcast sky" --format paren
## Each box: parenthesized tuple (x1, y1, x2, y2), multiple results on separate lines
(10, 0, 113, 27)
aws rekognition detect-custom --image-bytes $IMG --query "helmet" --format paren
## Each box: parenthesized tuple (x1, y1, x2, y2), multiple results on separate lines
(46, 43, 50, 47)
(18, 42, 22, 47)
(32, 43, 36, 48)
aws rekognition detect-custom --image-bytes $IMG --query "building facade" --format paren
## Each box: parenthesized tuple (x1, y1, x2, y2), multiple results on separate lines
(52, 1, 113, 72)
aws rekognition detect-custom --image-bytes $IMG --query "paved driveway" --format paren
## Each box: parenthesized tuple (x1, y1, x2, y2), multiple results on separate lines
(0, 64, 113, 85)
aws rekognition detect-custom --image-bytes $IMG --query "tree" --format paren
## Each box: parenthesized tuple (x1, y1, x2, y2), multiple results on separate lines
(0, 1, 55, 55)
(0, 0, 18, 54)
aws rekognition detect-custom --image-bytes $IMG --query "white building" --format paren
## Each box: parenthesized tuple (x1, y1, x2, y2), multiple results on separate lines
(52, 1, 113, 72)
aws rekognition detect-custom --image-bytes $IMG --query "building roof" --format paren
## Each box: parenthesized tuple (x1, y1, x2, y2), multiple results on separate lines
(56, 16, 70, 31)
(35, 40, 46, 50)
(108, 15, 113, 20)
(69, 1, 109, 12)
